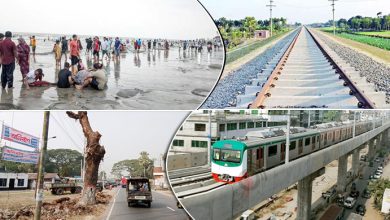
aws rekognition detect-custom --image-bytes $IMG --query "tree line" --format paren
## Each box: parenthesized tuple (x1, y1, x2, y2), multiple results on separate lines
(111, 151, 154, 179)
(333, 14, 390, 31)
(0, 148, 83, 177)
(215, 17, 293, 49)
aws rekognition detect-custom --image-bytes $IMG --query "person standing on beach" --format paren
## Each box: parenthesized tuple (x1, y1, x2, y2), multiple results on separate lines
(54, 40, 62, 67)
(69, 34, 80, 74)
(0, 31, 18, 89)
(92, 37, 101, 63)
(0, 33, 4, 73)
(86, 37, 92, 55)
(61, 36, 68, 63)
(114, 37, 121, 61)
(30, 36, 36, 57)
(16, 37, 30, 79)
(101, 37, 110, 61)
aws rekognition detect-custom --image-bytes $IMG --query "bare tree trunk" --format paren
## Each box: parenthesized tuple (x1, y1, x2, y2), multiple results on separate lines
(66, 111, 105, 206)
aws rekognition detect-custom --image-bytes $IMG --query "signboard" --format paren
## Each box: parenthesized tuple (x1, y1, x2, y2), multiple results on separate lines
(1, 146, 39, 164)
(381, 188, 390, 213)
(1, 125, 39, 149)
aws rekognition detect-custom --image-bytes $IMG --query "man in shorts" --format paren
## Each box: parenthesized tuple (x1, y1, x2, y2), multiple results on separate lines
(101, 37, 110, 61)
(69, 34, 80, 74)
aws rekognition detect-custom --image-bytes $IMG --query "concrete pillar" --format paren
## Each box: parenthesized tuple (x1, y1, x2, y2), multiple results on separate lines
(351, 149, 360, 177)
(337, 154, 348, 193)
(297, 175, 313, 220)
(368, 139, 375, 160)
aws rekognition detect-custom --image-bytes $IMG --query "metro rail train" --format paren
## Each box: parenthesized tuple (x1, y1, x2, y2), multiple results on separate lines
(211, 119, 384, 183)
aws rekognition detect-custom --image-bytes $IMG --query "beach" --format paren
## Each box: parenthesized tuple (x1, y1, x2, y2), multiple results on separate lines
(0, 35, 224, 110)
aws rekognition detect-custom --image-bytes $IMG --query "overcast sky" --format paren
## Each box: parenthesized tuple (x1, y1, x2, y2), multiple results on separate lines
(201, 0, 390, 24)
(0, 0, 219, 39)
(0, 111, 189, 177)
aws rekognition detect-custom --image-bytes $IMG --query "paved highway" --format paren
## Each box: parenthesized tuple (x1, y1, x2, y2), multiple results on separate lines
(106, 188, 188, 220)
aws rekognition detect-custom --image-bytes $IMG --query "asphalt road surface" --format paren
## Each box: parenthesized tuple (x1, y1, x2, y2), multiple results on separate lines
(106, 188, 188, 220)
(343, 155, 386, 219)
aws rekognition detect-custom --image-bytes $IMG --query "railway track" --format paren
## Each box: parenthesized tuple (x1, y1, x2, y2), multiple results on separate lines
(168, 166, 226, 198)
(235, 26, 388, 109)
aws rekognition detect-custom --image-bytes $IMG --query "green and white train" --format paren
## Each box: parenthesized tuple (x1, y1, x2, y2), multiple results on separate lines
(211, 120, 382, 183)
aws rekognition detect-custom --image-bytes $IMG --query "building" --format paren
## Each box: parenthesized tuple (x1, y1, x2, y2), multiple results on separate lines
(27, 173, 60, 189)
(171, 110, 288, 154)
(153, 167, 168, 189)
(0, 173, 28, 190)
(254, 30, 270, 39)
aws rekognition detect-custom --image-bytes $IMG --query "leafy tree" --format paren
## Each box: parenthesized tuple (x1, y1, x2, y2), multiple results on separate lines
(111, 152, 154, 179)
(368, 179, 390, 209)
(243, 17, 257, 37)
(138, 151, 154, 178)
(98, 171, 106, 180)
(45, 149, 83, 177)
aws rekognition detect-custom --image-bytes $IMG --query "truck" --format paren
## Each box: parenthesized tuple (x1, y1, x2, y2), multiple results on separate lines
(126, 177, 152, 208)
(49, 178, 83, 195)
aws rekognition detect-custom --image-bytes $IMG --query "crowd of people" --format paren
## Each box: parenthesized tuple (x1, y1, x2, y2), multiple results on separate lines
(0, 31, 222, 92)
(0, 31, 108, 91)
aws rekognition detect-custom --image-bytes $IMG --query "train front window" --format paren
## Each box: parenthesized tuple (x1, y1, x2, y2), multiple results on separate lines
(214, 149, 241, 163)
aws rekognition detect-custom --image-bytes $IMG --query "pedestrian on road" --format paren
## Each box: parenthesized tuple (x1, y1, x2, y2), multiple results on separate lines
(16, 36, 30, 79)
(0, 31, 18, 89)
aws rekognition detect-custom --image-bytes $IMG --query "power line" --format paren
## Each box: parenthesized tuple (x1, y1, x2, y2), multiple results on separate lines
(329, 0, 338, 35)
(51, 114, 83, 152)
(266, 0, 276, 37)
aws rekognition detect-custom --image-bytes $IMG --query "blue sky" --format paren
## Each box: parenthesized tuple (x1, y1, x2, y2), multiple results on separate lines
(200, 0, 390, 24)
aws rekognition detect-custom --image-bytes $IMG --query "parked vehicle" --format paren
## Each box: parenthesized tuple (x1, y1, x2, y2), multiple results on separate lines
(350, 190, 360, 198)
(362, 188, 371, 198)
(126, 177, 152, 208)
(96, 181, 104, 192)
(322, 188, 336, 199)
(355, 204, 366, 216)
(49, 178, 82, 195)
(319, 204, 345, 220)
(373, 173, 381, 179)
(344, 197, 356, 209)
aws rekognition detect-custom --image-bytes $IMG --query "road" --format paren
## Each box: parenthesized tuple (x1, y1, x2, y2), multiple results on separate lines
(343, 154, 387, 219)
(106, 188, 188, 220)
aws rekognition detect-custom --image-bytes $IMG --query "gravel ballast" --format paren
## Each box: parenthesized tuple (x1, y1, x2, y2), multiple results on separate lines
(201, 30, 299, 109)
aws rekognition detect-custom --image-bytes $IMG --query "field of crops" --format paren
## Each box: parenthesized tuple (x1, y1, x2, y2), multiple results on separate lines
(336, 32, 390, 50)
(357, 31, 390, 38)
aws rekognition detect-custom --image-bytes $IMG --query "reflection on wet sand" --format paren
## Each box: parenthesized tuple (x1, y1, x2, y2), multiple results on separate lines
(0, 37, 224, 110)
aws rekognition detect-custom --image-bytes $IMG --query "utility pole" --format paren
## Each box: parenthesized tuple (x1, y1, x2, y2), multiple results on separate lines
(307, 110, 311, 128)
(266, 0, 276, 37)
(329, 0, 338, 35)
(285, 110, 290, 164)
(353, 111, 356, 138)
(34, 111, 50, 220)
(207, 110, 212, 166)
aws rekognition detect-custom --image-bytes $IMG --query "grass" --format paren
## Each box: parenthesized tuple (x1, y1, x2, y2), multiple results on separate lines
(337, 32, 390, 50)
(226, 30, 289, 64)
(357, 31, 390, 38)
(319, 28, 390, 50)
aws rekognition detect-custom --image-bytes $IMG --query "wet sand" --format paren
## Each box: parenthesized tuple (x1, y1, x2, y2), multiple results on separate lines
(0, 37, 224, 110)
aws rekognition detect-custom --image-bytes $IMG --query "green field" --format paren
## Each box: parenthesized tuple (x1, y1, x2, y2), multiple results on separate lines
(319, 28, 390, 50)
(337, 32, 390, 50)
(226, 31, 289, 64)
(357, 31, 390, 38)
